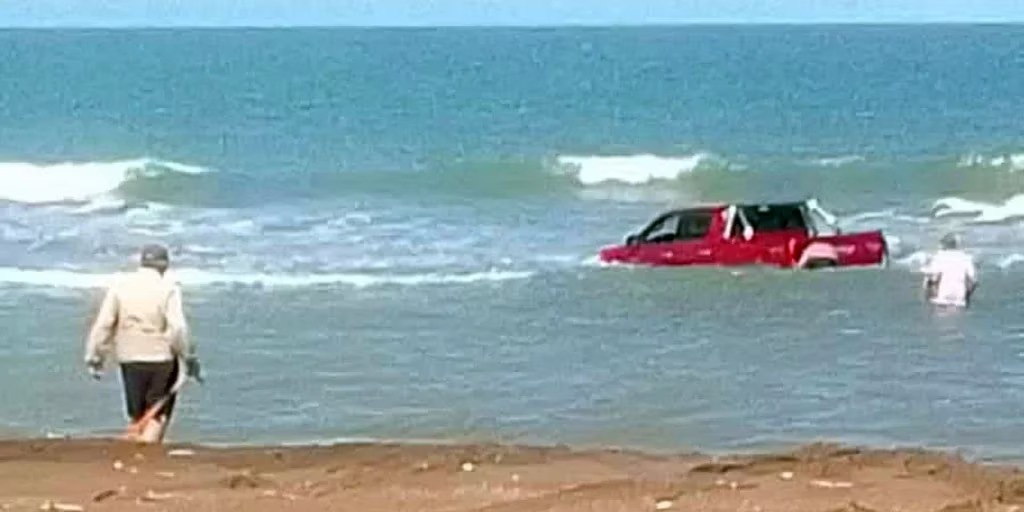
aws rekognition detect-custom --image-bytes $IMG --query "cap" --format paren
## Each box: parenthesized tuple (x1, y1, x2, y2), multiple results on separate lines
(940, 233, 960, 249)
(140, 243, 170, 267)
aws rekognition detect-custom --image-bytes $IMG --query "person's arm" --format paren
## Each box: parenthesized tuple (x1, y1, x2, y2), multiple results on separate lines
(84, 286, 119, 370)
(165, 285, 191, 358)
(921, 256, 940, 297)
(966, 257, 978, 298)
(166, 284, 203, 382)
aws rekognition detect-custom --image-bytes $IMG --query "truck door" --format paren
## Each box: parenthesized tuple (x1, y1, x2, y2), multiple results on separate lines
(740, 204, 811, 267)
(719, 205, 762, 266)
(634, 210, 716, 266)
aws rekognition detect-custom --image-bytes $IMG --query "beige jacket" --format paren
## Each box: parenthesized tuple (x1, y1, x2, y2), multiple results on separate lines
(85, 268, 191, 364)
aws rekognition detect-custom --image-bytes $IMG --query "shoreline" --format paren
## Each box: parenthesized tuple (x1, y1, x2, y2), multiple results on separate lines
(2, 438, 1023, 511)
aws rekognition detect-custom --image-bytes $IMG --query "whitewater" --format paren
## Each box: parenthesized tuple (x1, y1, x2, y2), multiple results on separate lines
(0, 158, 208, 204)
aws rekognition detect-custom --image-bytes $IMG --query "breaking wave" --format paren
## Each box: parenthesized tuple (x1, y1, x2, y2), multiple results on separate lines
(554, 153, 723, 185)
(0, 158, 209, 205)
(957, 153, 1024, 172)
(808, 155, 865, 168)
(1, 153, 729, 208)
(6, 150, 1024, 210)
(932, 195, 1024, 224)
(0, 267, 534, 290)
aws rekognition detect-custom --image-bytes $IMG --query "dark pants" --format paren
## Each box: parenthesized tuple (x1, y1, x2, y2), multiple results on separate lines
(119, 361, 178, 422)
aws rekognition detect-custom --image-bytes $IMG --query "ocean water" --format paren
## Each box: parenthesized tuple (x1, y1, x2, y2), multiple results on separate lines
(3, 25, 1024, 459)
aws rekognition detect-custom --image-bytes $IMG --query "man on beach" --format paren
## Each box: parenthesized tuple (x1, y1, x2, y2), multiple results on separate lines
(922, 233, 977, 308)
(84, 244, 198, 443)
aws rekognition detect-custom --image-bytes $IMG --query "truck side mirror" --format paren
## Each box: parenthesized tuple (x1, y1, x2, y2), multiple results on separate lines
(625, 234, 639, 246)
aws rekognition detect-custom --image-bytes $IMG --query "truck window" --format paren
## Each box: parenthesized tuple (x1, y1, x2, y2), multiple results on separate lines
(677, 212, 712, 240)
(640, 210, 713, 244)
(641, 214, 680, 244)
(740, 204, 807, 233)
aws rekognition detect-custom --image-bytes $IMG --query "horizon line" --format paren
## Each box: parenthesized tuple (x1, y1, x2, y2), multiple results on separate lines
(2, 20, 1023, 30)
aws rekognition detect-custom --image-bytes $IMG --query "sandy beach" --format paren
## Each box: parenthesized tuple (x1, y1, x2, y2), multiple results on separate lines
(1, 439, 1024, 512)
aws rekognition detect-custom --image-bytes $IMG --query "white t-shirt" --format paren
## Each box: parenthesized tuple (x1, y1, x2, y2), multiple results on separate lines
(923, 249, 977, 307)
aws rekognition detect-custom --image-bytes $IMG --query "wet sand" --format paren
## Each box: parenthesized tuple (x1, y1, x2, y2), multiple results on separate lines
(2, 439, 1024, 511)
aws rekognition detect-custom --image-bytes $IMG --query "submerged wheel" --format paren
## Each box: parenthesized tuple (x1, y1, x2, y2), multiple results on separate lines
(802, 258, 838, 270)
(797, 242, 840, 270)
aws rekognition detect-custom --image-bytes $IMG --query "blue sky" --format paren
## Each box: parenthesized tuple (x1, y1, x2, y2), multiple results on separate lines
(2, 0, 1022, 27)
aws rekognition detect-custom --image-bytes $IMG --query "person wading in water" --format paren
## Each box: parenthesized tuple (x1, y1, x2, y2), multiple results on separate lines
(84, 244, 200, 443)
(922, 233, 978, 308)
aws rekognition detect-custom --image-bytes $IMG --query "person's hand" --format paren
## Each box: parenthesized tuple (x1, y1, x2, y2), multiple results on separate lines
(86, 359, 103, 380)
(185, 356, 203, 383)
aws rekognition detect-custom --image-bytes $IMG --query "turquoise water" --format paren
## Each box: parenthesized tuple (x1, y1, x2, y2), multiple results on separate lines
(2, 26, 1024, 459)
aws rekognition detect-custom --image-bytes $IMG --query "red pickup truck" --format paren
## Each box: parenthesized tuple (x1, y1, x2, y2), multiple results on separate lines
(598, 199, 887, 269)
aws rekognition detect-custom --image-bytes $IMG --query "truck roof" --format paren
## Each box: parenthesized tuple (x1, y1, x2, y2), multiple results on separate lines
(663, 201, 808, 216)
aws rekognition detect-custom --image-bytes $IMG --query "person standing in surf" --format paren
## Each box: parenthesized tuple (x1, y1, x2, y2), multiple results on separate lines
(84, 244, 199, 443)
(922, 233, 978, 308)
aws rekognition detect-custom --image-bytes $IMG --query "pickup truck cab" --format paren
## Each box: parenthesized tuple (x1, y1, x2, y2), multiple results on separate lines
(598, 199, 887, 269)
